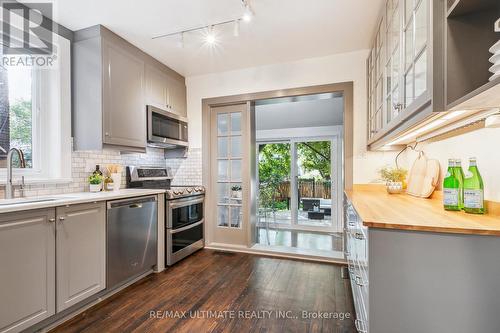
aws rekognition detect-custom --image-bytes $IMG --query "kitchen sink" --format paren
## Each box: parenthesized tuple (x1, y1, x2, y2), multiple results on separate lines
(0, 197, 73, 206)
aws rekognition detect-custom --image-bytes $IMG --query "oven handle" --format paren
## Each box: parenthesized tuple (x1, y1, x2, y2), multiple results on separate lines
(168, 196, 205, 209)
(170, 219, 204, 234)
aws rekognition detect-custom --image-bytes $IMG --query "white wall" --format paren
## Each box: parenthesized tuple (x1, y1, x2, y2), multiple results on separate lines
(406, 128, 500, 202)
(255, 97, 343, 130)
(186, 50, 397, 184)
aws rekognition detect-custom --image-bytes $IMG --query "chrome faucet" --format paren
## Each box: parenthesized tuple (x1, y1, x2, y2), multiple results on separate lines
(5, 148, 26, 199)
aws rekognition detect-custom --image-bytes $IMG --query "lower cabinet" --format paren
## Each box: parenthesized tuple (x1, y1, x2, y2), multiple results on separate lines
(344, 195, 369, 333)
(0, 209, 56, 333)
(56, 202, 106, 312)
(0, 202, 106, 333)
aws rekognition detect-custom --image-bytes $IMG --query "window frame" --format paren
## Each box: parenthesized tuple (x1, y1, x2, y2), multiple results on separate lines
(0, 33, 72, 184)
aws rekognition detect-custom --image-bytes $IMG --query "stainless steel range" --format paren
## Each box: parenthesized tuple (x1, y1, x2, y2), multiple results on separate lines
(126, 166, 205, 266)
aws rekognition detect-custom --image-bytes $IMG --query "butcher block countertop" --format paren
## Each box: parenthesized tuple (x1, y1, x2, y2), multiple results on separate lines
(345, 184, 500, 236)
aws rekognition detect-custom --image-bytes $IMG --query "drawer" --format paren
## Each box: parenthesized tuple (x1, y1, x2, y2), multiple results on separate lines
(351, 265, 369, 332)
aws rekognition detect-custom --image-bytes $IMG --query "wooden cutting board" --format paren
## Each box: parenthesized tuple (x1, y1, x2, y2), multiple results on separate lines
(407, 153, 440, 198)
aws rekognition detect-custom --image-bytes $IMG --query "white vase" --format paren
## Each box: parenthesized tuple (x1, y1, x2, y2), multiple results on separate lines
(89, 183, 102, 192)
(111, 173, 121, 191)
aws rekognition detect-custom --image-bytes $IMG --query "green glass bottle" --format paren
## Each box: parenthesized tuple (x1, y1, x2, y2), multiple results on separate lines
(453, 159, 465, 210)
(443, 159, 460, 211)
(463, 157, 485, 214)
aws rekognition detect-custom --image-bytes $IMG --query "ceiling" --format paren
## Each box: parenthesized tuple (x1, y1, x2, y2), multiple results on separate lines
(255, 96, 344, 131)
(45, 0, 384, 76)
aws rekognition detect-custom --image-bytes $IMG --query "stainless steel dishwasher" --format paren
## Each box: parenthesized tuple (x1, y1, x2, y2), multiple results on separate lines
(106, 195, 158, 290)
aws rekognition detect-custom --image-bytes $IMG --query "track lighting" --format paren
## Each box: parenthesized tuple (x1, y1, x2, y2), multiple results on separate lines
(177, 32, 184, 48)
(152, 0, 255, 46)
(233, 20, 240, 37)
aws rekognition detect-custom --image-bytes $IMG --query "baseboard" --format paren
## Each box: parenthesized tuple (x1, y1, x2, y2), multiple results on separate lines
(205, 243, 347, 265)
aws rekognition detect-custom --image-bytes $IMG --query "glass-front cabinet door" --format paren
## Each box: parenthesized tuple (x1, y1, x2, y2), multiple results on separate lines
(403, 0, 428, 108)
(367, 0, 431, 146)
(385, 0, 402, 124)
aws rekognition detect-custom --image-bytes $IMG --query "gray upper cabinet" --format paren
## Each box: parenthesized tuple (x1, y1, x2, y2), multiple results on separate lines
(166, 76, 187, 117)
(0, 209, 56, 333)
(145, 61, 187, 116)
(367, 0, 445, 149)
(102, 39, 146, 148)
(56, 202, 106, 312)
(145, 63, 169, 110)
(73, 25, 187, 151)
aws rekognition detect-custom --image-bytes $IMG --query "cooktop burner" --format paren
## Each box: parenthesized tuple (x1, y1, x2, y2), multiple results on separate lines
(126, 166, 205, 199)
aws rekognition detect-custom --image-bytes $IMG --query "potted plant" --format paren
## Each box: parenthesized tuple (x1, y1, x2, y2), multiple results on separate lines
(88, 174, 103, 192)
(231, 185, 242, 199)
(379, 167, 408, 194)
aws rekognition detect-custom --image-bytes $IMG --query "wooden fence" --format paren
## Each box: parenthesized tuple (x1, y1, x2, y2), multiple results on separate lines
(274, 179, 332, 200)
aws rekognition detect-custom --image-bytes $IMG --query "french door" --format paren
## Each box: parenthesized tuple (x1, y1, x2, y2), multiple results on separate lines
(257, 136, 341, 233)
(209, 103, 252, 247)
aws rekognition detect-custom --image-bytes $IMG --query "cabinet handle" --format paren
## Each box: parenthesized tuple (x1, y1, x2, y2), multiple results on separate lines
(355, 275, 367, 287)
(105, 132, 110, 136)
(59, 216, 66, 221)
(354, 232, 365, 240)
(355, 319, 367, 333)
(48, 218, 56, 223)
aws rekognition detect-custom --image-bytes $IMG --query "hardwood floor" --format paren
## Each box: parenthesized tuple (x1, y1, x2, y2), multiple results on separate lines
(52, 250, 356, 333)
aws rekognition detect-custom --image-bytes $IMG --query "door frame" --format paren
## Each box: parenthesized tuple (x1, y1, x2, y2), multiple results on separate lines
(202, 82, 354, 249)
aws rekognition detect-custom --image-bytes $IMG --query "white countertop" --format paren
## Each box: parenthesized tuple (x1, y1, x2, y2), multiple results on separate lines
(0, 189, 166, 214)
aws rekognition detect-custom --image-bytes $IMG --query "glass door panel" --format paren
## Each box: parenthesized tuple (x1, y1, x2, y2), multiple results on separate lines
(295, 141, 333, 228)
(257, 142, 292, 227)
(216, 111, 243, 229)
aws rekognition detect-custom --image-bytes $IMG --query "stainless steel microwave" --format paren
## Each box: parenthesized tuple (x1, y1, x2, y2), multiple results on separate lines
(147, 105, 188, 149)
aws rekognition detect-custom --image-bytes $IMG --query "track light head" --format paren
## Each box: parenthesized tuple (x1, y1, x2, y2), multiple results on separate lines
(242, 3, 254, 22)
(233, 20, 240, 37)
(205, 25, 216, 45)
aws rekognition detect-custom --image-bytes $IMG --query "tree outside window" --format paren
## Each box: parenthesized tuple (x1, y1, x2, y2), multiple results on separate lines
(0, 65, 33, 168)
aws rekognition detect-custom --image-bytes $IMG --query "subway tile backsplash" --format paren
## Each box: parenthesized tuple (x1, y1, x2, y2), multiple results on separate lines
(0, 147, 202, 198)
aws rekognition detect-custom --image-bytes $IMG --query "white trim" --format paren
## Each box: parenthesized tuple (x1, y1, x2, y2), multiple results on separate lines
(206, 242, 347, 264)
(256, 125, 343, 141)
(0, 34, 72, 182)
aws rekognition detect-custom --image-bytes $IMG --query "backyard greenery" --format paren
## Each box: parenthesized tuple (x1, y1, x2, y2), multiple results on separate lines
(9, 99, 33, 167)
(258, 141, 332, 211)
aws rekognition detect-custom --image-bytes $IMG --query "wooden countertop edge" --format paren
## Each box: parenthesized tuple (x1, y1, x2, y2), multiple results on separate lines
(346, 185, 500, 236)
(363, 221, 500, 236)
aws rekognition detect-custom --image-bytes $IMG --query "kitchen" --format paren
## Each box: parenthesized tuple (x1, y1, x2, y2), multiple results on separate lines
(0, 0, 499, 332)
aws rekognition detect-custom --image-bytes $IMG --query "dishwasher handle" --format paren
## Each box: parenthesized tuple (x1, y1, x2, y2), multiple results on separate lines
(107, 195, 157, 209)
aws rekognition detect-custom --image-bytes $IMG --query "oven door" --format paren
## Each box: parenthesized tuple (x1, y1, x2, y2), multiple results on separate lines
(166, 220, 204, 266)
(166, 196, 204, 229)
(147, 105, 188, 148)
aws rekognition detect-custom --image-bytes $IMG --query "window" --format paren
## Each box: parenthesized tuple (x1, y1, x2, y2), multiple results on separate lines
(0, 66, 35, 168)
(0, 33, 71, 182)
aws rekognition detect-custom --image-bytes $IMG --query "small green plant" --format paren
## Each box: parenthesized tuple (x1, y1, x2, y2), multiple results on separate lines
(379, 166, 407, 183)
(231, 185, 242, 191)
(88, 174, 103, 185)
